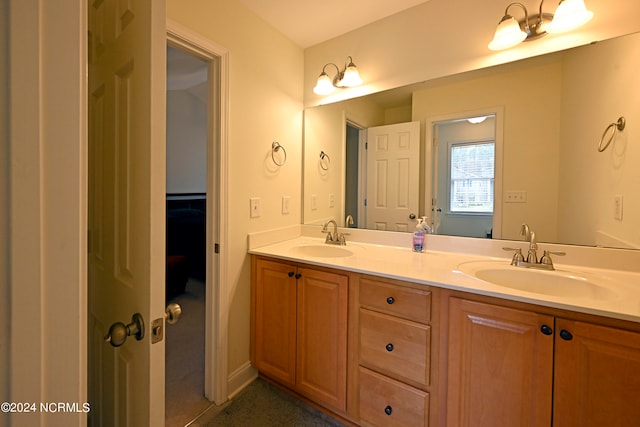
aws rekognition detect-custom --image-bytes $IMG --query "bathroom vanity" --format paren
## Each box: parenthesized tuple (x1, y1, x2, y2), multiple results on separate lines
(249, 230, 640, 426)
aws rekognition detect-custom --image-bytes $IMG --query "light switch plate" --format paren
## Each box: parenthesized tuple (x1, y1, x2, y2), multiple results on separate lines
(250, 197, 261, 218)
(505, 190, 527, 203)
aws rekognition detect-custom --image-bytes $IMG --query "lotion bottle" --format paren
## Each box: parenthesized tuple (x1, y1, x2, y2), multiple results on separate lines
(412, 218, 426, 252)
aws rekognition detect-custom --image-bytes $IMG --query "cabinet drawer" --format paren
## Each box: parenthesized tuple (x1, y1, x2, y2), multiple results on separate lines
(359, 308, 430, 386)
(359, 367, 429, 427)
(359, 277, 431, 323)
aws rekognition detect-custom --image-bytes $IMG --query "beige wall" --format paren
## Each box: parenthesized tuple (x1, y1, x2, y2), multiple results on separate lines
(304, 0, 640, 107)
(166, 0, 304, 387)
(558, 32, 640, 248)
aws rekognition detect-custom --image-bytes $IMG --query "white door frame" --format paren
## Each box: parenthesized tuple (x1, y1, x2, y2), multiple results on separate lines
(166, 20, 230, 405)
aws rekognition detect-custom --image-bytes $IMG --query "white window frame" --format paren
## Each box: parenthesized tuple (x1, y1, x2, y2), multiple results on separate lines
(447, 139, 495, 215)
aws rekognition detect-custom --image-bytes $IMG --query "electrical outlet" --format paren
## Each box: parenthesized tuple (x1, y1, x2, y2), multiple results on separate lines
(282, 196, 291, 214)
(614, 195, 623, 220)
(250, 197, 261, 218)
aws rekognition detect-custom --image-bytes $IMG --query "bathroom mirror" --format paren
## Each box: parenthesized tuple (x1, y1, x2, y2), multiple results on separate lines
(303, 31, 640, 249)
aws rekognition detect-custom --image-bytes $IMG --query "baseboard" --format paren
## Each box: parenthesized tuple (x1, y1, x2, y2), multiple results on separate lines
(226, 361, 258, 400)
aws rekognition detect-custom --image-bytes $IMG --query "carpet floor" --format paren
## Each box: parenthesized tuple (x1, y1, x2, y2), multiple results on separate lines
(190, 378, 347, 427)
(166, 278, 211, 427)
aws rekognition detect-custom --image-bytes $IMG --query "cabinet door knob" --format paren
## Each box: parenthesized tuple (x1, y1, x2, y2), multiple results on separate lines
(295, 273, 302, 279)
(288, 271, 295, 277)
(540, 324, 553, 335)
(385, 343, 394, 352)
(384, 405, 393, 415)
(559, 329, 573, 341)
(386, 296, 395, 305)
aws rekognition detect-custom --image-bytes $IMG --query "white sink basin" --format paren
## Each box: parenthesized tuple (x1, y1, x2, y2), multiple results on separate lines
(457, 261, 617, 300)
(291, 244, 353, 258)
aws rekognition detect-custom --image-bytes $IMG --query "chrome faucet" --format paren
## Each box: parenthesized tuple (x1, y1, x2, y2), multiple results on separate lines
(503, 224, 565, 270)
(322, 219, 347, 245)
(521, 223, 538, 263)
(345, 214, 354, 228)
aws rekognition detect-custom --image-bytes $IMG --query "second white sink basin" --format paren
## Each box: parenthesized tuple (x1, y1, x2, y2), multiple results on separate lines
(457, 261, 617, 300)
(291, 244, 354, 258)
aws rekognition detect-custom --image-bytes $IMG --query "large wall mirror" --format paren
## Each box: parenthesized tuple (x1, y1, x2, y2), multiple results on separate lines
(303, 31, 640, 250)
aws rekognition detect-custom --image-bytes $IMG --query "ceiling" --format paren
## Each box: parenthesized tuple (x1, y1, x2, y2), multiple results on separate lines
(168, 1, 432, 95)
(238, 0, 432, 48)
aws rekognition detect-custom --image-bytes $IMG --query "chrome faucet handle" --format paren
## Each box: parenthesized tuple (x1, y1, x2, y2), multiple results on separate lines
(539, 250, 566, 268)
(503, 247, 525, 265)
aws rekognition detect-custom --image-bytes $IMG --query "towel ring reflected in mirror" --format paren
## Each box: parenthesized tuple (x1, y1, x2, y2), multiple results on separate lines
(598, 117, 626, 152)
(319, 151, 331, 170)
(271, 141, 287, 166)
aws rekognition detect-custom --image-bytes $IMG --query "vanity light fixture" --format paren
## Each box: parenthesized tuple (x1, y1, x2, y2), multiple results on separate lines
(488, 0, 593, 51)
(313, 56, 363, 95)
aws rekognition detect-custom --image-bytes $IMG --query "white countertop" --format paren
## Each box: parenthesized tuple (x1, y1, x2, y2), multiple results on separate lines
(248, 228, 640, 323)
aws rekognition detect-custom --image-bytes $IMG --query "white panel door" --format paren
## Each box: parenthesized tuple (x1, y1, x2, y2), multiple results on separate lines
(366, 121, 421, 231)
(88, 1, 166, 426)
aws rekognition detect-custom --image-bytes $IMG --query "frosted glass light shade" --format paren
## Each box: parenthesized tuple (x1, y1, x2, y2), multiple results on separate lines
(313, 73, 334, 95)
(340, 64, 362, 87)
(488, 15, 528, 50)
(546, 0, 593, 34)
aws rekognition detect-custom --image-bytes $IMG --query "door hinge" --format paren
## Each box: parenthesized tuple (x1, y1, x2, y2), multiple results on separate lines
(214, 243, 220, 254)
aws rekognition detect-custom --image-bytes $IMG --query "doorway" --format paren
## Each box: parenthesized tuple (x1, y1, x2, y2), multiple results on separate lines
(429, 111, 503, 239)
(165, 44, 212, 426)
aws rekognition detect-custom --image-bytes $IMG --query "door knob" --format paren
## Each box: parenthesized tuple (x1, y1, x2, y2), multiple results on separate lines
(105, 313, 145, 347)
(165, 303, 182, 325)
(409, 213, 416, 220)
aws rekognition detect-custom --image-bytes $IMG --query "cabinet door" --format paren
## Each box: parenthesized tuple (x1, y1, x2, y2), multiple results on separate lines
(296, 267, 348, 413)
(447, 298, 554, 427)
(554, 318, 640, 426)
(253, 258, 297, 387)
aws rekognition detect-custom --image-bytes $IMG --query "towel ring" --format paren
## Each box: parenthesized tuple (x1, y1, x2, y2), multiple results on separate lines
(598, 117, 626, 152)
(271, 141, 287, 166)
(319, 151, 331, 171)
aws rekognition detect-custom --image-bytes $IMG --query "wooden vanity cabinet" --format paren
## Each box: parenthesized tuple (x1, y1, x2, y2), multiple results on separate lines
(356, 275, 436, 427)
(251, 256, 349, 414)
(553, 318, 640, 426)
(446, 297, 554, 426)
(446, 294, 640, 427)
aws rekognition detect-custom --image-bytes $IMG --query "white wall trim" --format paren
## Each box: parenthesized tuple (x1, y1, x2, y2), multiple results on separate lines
(166, 19, 230, 405)
(226, 361, 258, 400)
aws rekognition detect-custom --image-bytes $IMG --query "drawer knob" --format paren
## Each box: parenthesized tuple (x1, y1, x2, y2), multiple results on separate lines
(386, 296, 395, 304)
(540, 324, 553, 335)
(385, 343, 394, 352)
(560, 329, 573, 341)
(384, 405, 393, 416)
